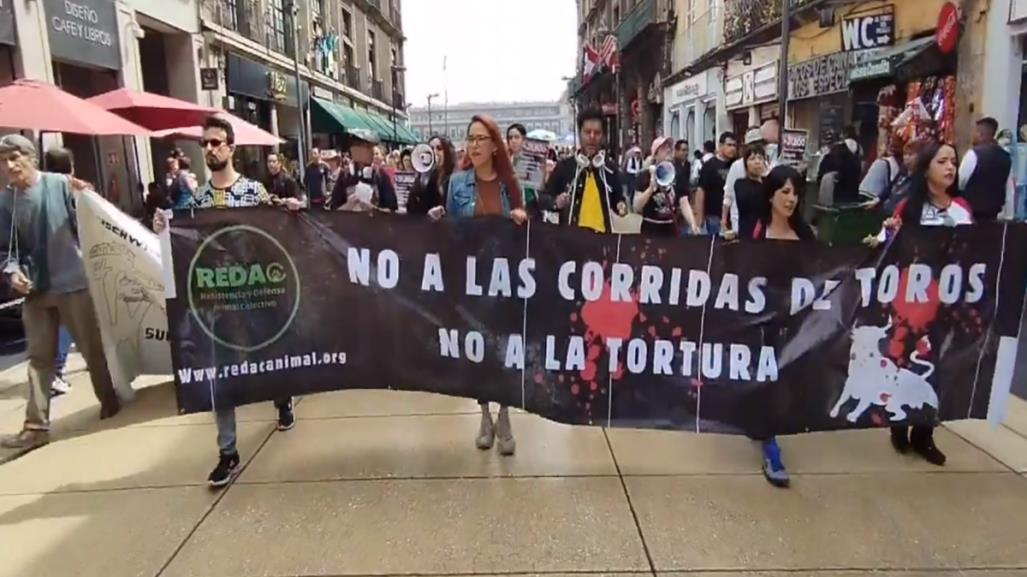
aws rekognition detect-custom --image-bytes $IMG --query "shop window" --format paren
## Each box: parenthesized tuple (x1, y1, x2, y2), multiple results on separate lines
(368, 30, 378, 80)
(670, 110, 681, 140)
(686, 109, 695, 143)
(341, 9, 353, 40)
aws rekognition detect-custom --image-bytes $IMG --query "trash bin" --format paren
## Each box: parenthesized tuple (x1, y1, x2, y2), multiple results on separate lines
(812, 203, 886, 245)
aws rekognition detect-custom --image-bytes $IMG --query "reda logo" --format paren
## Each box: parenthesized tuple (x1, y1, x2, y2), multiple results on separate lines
(194, 262, 288, 288)
(187, 225, 300, 352)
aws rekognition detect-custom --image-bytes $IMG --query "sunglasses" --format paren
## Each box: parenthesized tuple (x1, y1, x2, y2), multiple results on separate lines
(200, 138, 228, 149)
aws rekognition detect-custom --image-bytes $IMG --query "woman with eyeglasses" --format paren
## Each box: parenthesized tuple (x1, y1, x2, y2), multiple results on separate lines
(864, 140, 969, 468)
(406, 135, 456, 215)
(430, 115, 527, 456)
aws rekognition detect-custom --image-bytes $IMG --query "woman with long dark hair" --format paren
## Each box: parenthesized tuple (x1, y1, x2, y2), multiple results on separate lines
(750, 165, 815, 489)
(866, 140, 969, 467)
(431, 115, 527, 456)
(406, 135, 456, 215)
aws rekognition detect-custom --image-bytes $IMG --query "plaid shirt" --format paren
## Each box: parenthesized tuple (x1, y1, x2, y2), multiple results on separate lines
(194, 176, 272, 208)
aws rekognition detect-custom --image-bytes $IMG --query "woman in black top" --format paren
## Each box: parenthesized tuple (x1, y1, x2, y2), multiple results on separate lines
(732, 144, 767, 239)
(634, 137, 699, 237)
(405, 135, 456, 215)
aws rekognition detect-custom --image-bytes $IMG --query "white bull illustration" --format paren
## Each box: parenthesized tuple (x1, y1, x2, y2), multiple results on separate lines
(829, 319, 940, 423)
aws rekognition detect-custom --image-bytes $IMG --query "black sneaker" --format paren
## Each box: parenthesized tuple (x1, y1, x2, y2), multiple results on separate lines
(277, 400, 295, 431)
(208, 452, 241, 488)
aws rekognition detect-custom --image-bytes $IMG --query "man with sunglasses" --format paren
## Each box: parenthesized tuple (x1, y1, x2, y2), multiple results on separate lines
(154, 115, 301, 489)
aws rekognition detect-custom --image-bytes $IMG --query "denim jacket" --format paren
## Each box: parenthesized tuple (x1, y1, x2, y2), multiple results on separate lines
(445, 170, 512, 218)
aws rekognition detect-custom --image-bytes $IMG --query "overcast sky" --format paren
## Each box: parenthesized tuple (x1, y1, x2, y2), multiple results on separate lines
(402, 0, 577, 107)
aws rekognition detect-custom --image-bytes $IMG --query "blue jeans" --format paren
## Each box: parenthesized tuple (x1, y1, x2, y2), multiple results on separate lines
(55, 327, 73, 379)
(704, 216, 722, 236)
(215, 398, 292, 455)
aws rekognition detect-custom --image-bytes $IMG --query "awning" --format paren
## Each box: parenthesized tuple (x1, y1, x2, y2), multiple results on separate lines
(357, 109, 416, 144)
(311, 97, 375, 136)
(849, 37, 935, 83)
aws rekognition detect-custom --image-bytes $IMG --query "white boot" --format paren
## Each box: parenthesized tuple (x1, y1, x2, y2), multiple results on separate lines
(496, 406, 516, 456)
(475, 404, 495, 450)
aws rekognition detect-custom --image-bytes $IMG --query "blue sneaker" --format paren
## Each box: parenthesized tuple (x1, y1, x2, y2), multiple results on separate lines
(761, 438, 790, 488)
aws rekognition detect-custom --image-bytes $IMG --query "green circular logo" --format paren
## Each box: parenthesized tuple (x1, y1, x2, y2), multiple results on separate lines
(187, 225, 301, 352)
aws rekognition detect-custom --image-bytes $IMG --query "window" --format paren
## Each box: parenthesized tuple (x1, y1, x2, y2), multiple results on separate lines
(368, 30, 378, 80)
(222, 0, 238, 30)
(312, 0, 323, 22)
(341, 8, 353, 39)
(267, 0, 286, 54)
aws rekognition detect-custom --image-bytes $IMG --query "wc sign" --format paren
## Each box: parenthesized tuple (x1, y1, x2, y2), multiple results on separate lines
(841, 6, 895, 51)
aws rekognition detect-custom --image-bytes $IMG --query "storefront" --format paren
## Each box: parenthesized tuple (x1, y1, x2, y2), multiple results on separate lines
(224, 52, 308, 176)
(723, 46, 780, 138)
(663, 68, 721, 147)
(43, 0, 140, 214)
(787, 51, 856, 154)
(0, 0, 16, 86)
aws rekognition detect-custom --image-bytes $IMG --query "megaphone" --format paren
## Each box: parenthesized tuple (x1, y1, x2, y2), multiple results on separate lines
(654, 161, 676, 188)
(412, 143, 435, 174)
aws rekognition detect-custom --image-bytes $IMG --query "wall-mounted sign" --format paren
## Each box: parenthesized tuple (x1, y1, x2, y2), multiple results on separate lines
(312, 85, 334, 101)
(779, 128, 808, 168)
(200, 67, 219, 91)
(0, 0, 15, 47)
(725, 61, 777, 110)
(1012, 0, 1027, 23)
(43, 0, 121, 70)
(936, 2, 960, 54)
(669, 71, 708, 106)
(788, 52, 849, 101)
(841, 5, 895, 51)
(267, 71, 288, 101)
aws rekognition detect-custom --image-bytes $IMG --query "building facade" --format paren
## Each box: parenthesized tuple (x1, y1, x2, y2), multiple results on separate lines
(569, 0, 676, 157)
(662, 0, 727, 149)
(1, 0, 408, 210)
(407, 101, 573, 143)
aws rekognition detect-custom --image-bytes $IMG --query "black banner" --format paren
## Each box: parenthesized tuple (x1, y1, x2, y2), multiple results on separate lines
(167, 211, 1027, 435)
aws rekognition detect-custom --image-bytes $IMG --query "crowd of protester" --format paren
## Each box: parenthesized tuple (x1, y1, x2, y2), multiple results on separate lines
(0, 105, 1017, 491)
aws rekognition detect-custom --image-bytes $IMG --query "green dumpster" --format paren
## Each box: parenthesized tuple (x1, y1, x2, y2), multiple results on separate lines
(812, 203, 886, 245)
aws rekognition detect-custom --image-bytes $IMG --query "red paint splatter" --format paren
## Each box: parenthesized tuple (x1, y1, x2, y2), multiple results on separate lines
(648, 326, 657, 338)
(661, 316, 670, 325)
(580, 282, 640, 341)
(880, 359, 889, 368)
(894, 270, 941, 331)
(888, 340, 904, 360)
(870, 412, 884, 426)
(534, 373, 544, 384)
(558, 375, 565, 383)
(570, 312, 579, 323)
(916, 336, 931, 356)
(590, 381, 599, 392)
(672, 327, 683, 337)
(587, 345, 602, 360)
(580, 361, 597, 382)
(571, 384, 580, 395)
(880, 392, 892, 402)
(639, 313, 648, 323)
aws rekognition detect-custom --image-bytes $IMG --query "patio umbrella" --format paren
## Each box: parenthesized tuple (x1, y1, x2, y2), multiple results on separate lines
(0, 79, 151, 136)
(152, 112, 283, 146)
(87, 87, 217, 131)
(527, 128, 558, 142)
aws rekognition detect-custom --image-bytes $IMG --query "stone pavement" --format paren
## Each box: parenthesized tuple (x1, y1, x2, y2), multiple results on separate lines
(1, 356, 1027, 577)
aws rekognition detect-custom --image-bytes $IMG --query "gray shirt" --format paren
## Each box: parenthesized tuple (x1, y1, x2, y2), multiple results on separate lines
(0, 172, 88, 295)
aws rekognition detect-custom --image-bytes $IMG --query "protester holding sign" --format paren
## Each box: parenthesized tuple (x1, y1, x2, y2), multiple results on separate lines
(0, 134, 121, 452)
(434, 114, 526, 455)
(154, 115, 302, 488)
(541, 108, 626, 232)
(865, 141, 970, 468)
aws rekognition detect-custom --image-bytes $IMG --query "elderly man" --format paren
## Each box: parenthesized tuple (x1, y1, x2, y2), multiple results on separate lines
(0, 134, 121, 452)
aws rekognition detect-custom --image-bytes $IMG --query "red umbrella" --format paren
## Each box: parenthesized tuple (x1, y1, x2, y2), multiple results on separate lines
(87, 87, 217, 130)
(0, 79, 151, 136)
(152, 112, 283, 146)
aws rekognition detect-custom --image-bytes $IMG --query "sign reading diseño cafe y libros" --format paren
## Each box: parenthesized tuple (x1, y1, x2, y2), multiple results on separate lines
(44, 0, 121, 70)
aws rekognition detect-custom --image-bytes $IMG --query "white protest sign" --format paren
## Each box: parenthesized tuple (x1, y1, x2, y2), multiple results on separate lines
(77, 191, 173, 395)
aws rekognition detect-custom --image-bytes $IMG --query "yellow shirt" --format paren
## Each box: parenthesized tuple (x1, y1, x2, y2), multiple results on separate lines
(578, 171, 606, 233)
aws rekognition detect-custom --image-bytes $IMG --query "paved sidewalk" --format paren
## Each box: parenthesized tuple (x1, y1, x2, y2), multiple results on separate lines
(1, 356, 1027, 577)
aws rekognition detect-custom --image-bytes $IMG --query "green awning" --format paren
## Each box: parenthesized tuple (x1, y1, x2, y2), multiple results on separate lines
(311, 97, 375, 136)
(399, 124, 420, 144)
(361, 110, 409, 144)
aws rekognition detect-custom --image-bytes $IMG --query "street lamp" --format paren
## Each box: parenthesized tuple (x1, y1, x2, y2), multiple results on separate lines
(427, 92, 440, 136)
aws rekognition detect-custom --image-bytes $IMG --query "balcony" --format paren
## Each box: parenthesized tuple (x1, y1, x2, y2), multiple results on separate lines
(723, 0, 817, 44)
(372, 79, 385, 102)
(616, 0, 672, 52)
(344, 64, 362, 91)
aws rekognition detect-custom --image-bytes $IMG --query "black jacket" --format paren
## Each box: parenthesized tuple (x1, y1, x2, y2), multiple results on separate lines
(405, 169, 448, 215)
(328, 165, 398, 211)
(540, 154, 623, 231)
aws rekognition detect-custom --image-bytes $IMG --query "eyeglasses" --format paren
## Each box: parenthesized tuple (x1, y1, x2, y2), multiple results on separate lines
(201, 138, 227, 149)
(466, 135, 492, 146)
